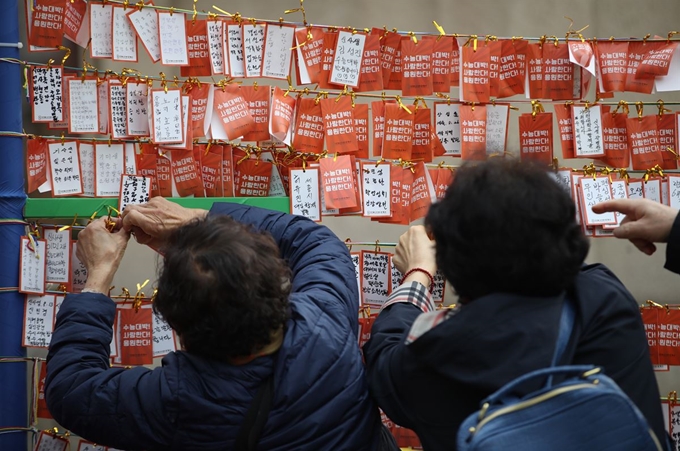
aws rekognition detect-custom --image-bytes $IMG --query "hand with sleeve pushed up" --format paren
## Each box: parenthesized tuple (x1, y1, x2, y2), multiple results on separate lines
(593, 199, 678, 256)
(121, 197, 208, 251)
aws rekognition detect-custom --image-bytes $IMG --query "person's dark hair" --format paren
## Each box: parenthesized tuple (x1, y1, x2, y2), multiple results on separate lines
(425, 158, 589, 303)
(153, 215, 291, 361)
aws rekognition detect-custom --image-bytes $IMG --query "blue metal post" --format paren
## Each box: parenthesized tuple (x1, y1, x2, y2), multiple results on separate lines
(0, 0, 29, 449)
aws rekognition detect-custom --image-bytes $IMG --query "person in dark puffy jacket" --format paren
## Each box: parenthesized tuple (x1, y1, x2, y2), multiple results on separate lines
(363, 159, 669, 450)
(46, 198, 387, 451)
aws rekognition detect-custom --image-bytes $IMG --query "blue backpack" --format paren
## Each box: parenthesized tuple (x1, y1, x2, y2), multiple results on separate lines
(457, 298, 668, 451)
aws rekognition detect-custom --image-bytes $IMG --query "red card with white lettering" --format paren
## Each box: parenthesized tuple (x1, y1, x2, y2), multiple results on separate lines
(600, 112, 630, 169)
(375, 29, 401, 86)
(518, 112, 553, 164)
(187, 82, 210, 138)
(136, 146, 159, 197)
(63, 0, 87, 43)
(241, 85, 270, 142)
(320, 96, 358, 154)
(26, 137, 48, 193)
(497, 39, 526, 98)
(542, 42, 575, 100)
(295, 26, 325, 84)
(657, 113, 678, 170)
(526, 43, 544, 98)
(628, 115, 663, 170)
(293, 98, 325, 154)
(401, 36, 434, 96)
(377, 167, 412, 225)
(181, 19, 212, 77)
(200, 144, 223, 197)
(411, 107, 433, 162)
(270, 86, 296, 145)
(371, 100, 397, 157)
(320, 155, 357, 210)
(382, 103, 415, 160)
(461, 45, 491, 103)
(554, 103, 575, 159)
(460, 105, 487, 161)
(429, 167, 455, 201)
(28, 0, 65, 48)
(319, 31, 342, 89)
(118, 307, 154, 366)
(353, 103, 370, 159)
(432, 36, 453, 93)
(409, 162, 435, 222)
(595, 41, 629, 92)
(213, 85, 255, 140)
(191, 146, 205, 198)
(625, 41, 663, 94)
(156, 153, 173, 197)
(169, 150, 201, 197)
(386, 39, 404, 91)
(235, 158, 272, 197)
(486, 40, 502, 98)
(222, 144, 235, 197)
(356, 34, 383, 92)
(450, 37, 461, 87)
(636, 41, 679, 79)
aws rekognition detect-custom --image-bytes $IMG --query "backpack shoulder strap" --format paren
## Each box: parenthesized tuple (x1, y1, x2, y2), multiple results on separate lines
(551, 293, 576, 367)
(234, 373, 275, 451)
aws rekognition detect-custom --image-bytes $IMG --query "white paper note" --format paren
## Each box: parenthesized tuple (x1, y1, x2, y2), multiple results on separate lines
(434, 102, 461, 156)
(126, 81, 150, 136)
(362, 163, 391, 217)
(31, 67, 63, 123)
(226, 24, 245, 77)
(579, 177, 616, 225)
(124, 143, 137, 175)
(643, 178, 662, 203)
(330, 31, 366, 87)
(97, 80, 109, 134)
(44, 228, 71, 284)
(68, 79, 99, 134)
(207, 20, 224, 75)
(109, 81, 128, 139)
(290, 168, 321, 221)
(78, 142, 95, 197)
(361, 251, 390, 307)
(47, 141, 83, 196)
(20, 237, 46, 295)
(573, 105, 605, 157)
(23, 295, 55, 348)
(152, 309, 176, 357)
(151, 89, 184, 144)
(485, 103, 509, 155)
(94, 143, 125, 197)
(243, 23, 266, 78)
(158, 12, 189, 66)
(119, 175, 151, 212)
(127, 4, 161, 62)
(89, 3, 113, 58)
(669, 175, 680, 209)
(112, 5, 138, 62)
(261, 24, 295, 79)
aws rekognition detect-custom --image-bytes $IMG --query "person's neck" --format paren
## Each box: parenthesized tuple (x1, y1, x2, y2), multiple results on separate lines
(228, 328, 284, 366)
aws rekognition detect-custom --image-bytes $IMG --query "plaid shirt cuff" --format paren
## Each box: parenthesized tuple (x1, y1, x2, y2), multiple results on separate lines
(381, 281, 436, 313)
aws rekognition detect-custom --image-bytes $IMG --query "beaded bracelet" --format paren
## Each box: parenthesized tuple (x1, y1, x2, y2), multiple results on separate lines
(400, 267, 435, 293)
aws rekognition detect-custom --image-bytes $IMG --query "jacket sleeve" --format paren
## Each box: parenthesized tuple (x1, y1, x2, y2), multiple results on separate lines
(46, 293, 176, 451)
(362, 282, 436, 428)
(664, 212, 680, 275)
(210, 203, 359, 331)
